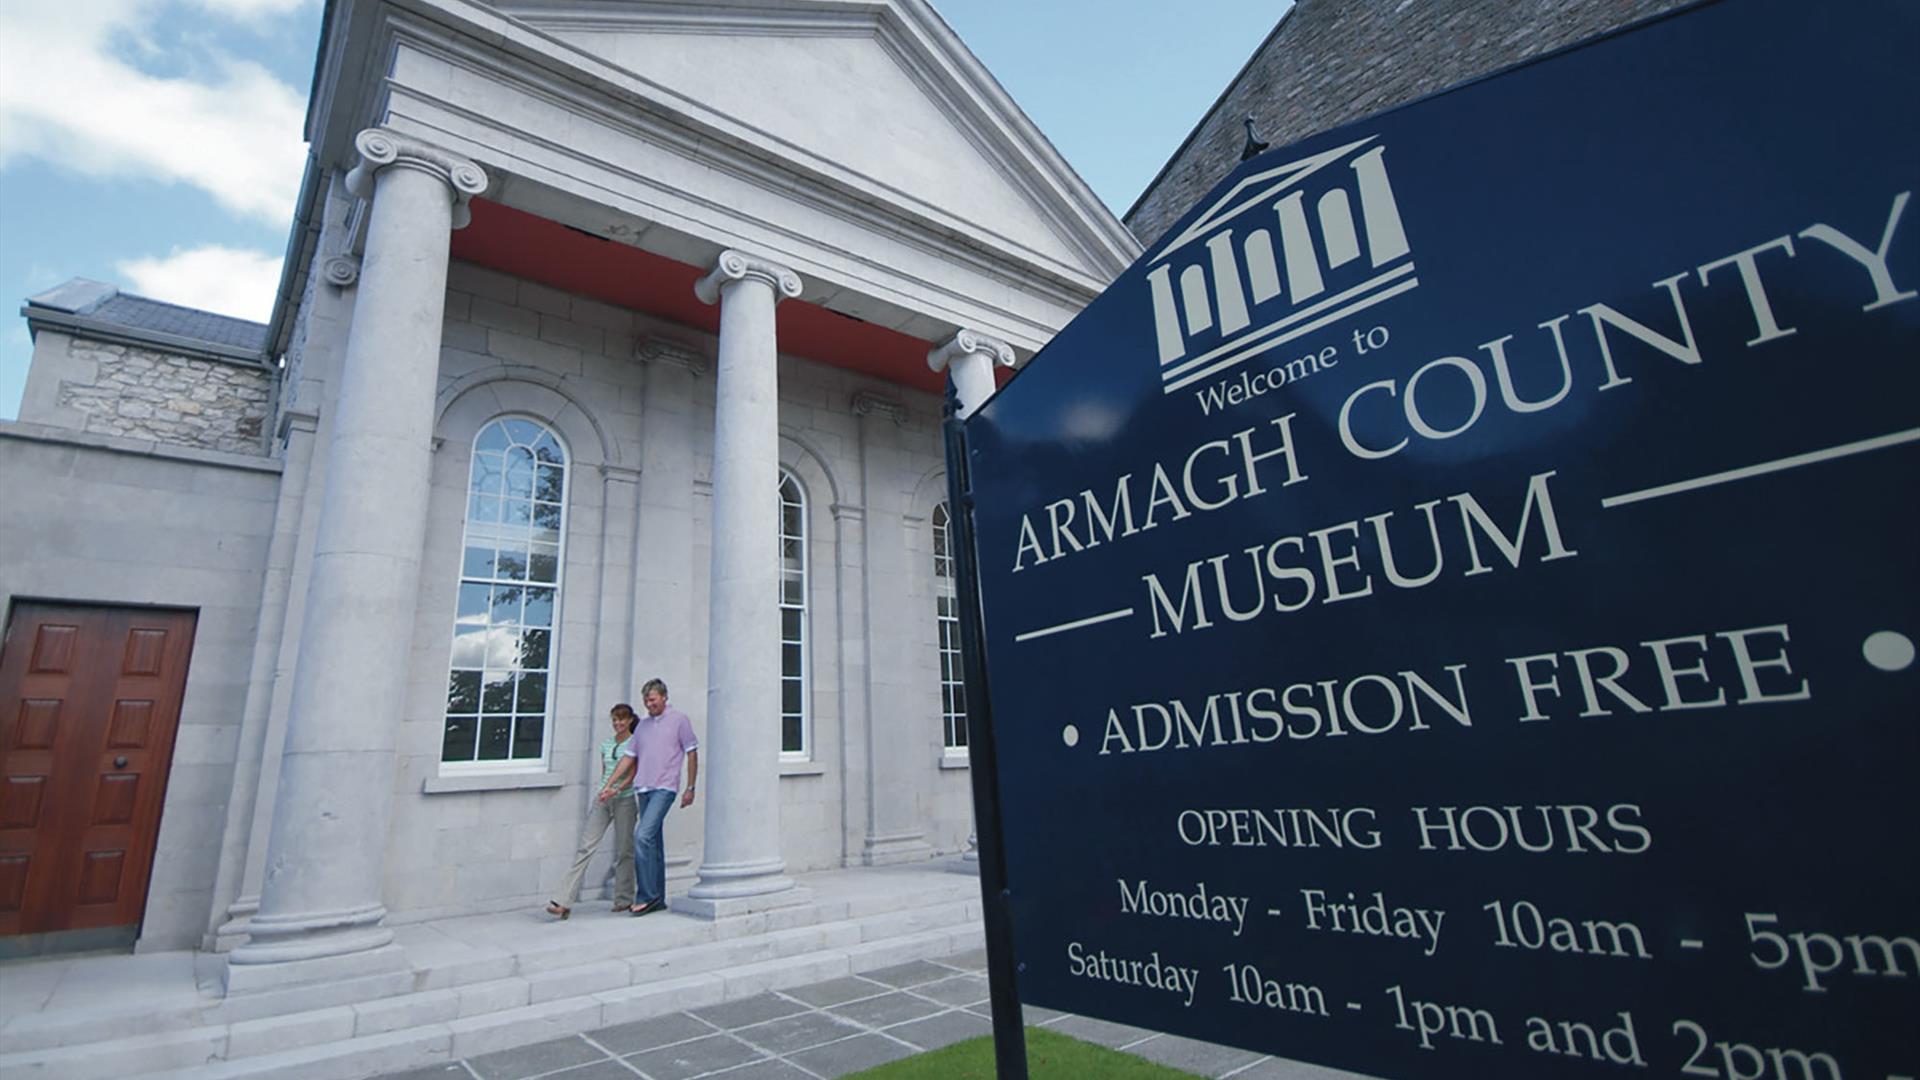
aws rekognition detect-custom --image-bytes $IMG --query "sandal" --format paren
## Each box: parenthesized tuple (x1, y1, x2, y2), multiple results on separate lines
(545, 901, 571, 920)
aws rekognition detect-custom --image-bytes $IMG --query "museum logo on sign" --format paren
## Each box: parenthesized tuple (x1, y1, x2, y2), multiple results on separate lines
(1147, 136, 1419, 396)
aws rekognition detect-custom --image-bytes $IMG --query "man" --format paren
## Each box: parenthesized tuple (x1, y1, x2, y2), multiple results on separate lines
(546, 704, 638, 918)
(598, 678, 698, 915)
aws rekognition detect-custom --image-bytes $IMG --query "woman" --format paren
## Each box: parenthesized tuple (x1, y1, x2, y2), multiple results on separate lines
(544, 704, 638, 918)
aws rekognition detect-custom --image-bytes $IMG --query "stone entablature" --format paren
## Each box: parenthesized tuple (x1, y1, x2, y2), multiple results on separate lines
(53, 338, 273, 456)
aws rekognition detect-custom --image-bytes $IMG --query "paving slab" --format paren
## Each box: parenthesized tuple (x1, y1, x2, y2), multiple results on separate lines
(778, 976, 887, 1008)
(584, 1011, 715, 1055)
(906, 974, 987, 1007)
(787, 1033, 917, 1078)
(732, 1010, 862, 1055)
(1129, 1032, 1267, 1077)
(885, 1008, 992, 1051)
(824, 991, 943, 1029)
(689, 992, 807, 1029)
(855, 960, 952, 988)
(468, 1034, 604, 1079)
(622, 1032, 764, 1079)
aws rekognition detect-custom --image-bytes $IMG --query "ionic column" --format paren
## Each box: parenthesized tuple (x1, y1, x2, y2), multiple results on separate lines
(684, 250, 804, 915)
(926, 330, 1013, 864)
(227, 130, 484, 985)
(927, 329, 1016, 419)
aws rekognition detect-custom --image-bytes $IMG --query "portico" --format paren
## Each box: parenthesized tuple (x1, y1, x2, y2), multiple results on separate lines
(190, 0, 1137, 992)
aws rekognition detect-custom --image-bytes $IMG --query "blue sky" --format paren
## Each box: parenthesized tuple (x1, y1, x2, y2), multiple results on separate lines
(0, 0, 1286, 419)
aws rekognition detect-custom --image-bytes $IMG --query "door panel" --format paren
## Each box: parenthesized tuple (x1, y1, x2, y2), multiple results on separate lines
(0, 603, 196, 939)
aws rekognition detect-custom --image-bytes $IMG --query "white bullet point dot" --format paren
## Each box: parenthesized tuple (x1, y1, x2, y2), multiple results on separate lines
(1863, 631, 1914, 672)
(1062, 725, 1080, 747)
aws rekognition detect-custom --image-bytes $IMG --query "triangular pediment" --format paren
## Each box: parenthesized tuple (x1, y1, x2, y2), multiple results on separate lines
(498, 0, 1136, 285)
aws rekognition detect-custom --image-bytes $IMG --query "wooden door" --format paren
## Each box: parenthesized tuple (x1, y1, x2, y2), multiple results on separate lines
(0, 603, 196, 940)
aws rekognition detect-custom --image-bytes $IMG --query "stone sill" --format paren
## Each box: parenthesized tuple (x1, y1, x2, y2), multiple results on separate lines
(938, 755, 970, 770)
(422, 772, 567, 795)
(779, 762, 826, 778)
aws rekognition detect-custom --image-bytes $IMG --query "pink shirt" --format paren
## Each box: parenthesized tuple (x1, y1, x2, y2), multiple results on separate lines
(622, 706, 698, 793)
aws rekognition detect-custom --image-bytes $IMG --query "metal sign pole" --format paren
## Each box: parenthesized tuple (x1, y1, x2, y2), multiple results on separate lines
(942, 378, 1028, 1080)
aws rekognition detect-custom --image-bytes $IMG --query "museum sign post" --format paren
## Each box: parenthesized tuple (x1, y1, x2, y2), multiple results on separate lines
(948, 0, 1918, 1076)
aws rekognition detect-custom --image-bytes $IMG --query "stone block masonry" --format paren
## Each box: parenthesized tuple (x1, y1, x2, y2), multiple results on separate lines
(1126, 0, 1694, 248)
(57, 341, 273, 456)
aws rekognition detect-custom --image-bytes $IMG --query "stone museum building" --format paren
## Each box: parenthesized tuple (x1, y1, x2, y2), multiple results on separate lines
(0, 0, 1137, 970)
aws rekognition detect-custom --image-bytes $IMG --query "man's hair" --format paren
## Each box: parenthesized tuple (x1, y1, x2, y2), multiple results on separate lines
(642, 678, 668, 699)
(610, 703, 637, 721)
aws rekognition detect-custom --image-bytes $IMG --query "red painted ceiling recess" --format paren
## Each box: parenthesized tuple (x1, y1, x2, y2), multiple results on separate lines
(450, 198, 949, 395)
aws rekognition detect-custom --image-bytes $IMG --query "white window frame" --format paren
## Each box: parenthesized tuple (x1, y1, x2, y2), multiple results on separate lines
(778, 468, 810, 760)
(933, 501, 967, 757)
(440, 416, 569, 774)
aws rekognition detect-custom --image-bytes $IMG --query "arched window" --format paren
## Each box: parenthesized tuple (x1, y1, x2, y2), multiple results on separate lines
(443, 418, 568, 767)
(934, 501, 966, 754)
(778, 469, 808, 758)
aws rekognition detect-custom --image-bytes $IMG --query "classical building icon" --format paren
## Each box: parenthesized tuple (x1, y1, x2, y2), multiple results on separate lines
(1147, 137, 1417, 393)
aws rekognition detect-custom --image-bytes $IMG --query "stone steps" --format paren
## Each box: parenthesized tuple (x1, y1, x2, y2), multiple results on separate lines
(0, 876, 984, 1080)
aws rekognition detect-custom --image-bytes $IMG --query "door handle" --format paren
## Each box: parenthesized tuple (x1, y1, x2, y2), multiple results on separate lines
(113, 756, 128, 769)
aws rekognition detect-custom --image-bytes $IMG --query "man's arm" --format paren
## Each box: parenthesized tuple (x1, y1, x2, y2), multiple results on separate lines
(681, 749, 698, 808)
(598, 754, 637, 802)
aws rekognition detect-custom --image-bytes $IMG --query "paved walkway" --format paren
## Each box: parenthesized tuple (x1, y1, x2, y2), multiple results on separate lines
(372, 949, 1369, 1080)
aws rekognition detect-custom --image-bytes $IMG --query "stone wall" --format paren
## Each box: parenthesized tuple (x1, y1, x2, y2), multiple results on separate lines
(54, 339, 273, 456)
(1126, 0, 1695, 247)
(0, 425, 281, 951)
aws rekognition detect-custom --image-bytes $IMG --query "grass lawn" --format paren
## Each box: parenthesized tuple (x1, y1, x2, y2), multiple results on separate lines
(844, 1026, 1201, 1079)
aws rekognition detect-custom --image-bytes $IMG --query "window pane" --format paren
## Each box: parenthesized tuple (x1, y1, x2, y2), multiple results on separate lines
(482, 672, 514, 714)
(475, 423, 510, 453)
(463, 544, 496, 580)
(472, 451, 504, 496)
(535, 464, 564, 504)
(782, 607, 802, 641)
(518, 628, 551, 670)
(503, 499, 532, 527)
(485, 627, 520, 669)
(468, 493, 500, 523)
(533, 431, 562, 463)
(457, 583, 490, 623)
(512, 715, 545, 759)
(478, 717, 512, 760)
(781, 573, 803, 606)
(450, 625, 487, 669)
(782, 715, 802, 754)
(528, 546, 559, 584)
(516, 672, 548, 714)
(523, 587, 555, 627)
(532, 502, 561, 539)
(504, 447, 535, 495)
(782, 643, 801, 678)
(782, 501, 802, 538)
(496, 545, 529, 582)
(490, 586, 521, 625)
(782, 678, 802, 715)
(442, 716, 478, 761)
(503, 418, 541, 446)
(447, 671, 480, 714)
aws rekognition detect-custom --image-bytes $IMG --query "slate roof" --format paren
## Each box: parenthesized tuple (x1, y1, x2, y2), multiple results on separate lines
(23, 278, 270, 359)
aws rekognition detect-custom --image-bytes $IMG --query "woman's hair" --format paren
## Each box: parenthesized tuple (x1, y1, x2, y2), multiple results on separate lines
(610, 703, 637, 722)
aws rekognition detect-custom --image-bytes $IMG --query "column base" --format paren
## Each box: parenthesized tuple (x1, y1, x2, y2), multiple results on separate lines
(686, 855, 799, 913)
(674, 886, 814, 921)
(861, 832, 934, 866)
(221, 941, 410, 998)
(208, 895, 259, 953)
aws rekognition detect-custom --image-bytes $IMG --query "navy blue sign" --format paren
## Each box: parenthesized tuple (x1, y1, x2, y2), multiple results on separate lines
(963, 2, 1918, 1077)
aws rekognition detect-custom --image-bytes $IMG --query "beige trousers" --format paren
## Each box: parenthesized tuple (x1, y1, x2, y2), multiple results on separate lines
(556, 791, 637, 906)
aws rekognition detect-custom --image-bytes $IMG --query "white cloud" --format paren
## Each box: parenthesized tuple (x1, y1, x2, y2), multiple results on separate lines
(117, 245, 283, 322)
(0, 0, 309, 224)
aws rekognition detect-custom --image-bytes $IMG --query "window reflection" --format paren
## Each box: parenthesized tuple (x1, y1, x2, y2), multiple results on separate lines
(443, 418, 568, 765)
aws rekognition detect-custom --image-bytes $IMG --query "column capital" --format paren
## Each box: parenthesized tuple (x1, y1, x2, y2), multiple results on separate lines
(694, 249, 803, 306)
(926, 328, 1016, 374)
(850, 390, 908, 425)
(636, 337, 710, 376)
(344, 128, 489, 229)
(321, 256, 360, 288)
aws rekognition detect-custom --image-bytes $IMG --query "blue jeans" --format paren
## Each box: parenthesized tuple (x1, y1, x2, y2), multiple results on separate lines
(632, 788, 675, 906)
